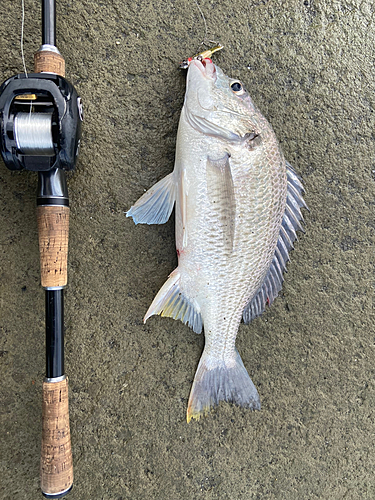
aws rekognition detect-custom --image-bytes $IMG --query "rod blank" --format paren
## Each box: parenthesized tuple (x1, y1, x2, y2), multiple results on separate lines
(45, 289, 64, 379)
(42, 0, 56, 46)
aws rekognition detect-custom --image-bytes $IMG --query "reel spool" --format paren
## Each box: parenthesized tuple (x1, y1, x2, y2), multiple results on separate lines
(0, 72, 82, 172)
(14, 112, 55, 156)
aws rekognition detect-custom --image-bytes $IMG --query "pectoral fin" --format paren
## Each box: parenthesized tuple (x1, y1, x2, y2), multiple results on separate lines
(126, 172, 176, 225)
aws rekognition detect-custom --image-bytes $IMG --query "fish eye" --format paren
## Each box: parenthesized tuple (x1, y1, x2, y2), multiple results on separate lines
(230, 81, 246, 95)
(231, 82, 242, 91)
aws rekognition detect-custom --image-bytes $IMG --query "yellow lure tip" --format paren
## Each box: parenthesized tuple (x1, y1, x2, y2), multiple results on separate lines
(179, 44, 224, 69)
(195, 44, 224, 60)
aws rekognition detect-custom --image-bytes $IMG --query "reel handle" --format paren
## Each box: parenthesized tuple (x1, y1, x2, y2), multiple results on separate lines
(36, 52, 74, 498)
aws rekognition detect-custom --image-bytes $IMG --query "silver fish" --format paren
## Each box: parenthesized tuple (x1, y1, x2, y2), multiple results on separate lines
(127, 55, 307, 422)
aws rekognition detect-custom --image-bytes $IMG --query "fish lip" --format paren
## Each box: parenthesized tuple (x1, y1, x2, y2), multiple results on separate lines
(189, 58, 217, 81)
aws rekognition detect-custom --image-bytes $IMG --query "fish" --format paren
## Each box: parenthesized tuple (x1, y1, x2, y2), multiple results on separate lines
(127, 52, 307, 422)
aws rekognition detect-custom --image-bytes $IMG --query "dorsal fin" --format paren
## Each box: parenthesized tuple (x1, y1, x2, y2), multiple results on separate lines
(242, 162, 307, 324)
(144, 269, 203, 334)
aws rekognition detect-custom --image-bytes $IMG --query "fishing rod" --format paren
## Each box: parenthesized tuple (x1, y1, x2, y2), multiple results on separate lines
(0, 0, 82, 496)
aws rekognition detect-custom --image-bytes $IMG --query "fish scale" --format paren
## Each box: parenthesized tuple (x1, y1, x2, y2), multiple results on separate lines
(127, 56, 306, 422)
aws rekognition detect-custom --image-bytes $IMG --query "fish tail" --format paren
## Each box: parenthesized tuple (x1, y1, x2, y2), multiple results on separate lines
(187, 348, 260, 423)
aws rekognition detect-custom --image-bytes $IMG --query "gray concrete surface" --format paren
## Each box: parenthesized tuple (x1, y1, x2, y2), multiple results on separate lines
(1, 0, 375, 498)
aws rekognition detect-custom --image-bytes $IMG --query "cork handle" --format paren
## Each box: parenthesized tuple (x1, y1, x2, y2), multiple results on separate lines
(34, 50, 65, 77)
(37, 205, 69, 288)
(41, 378, 73, 496)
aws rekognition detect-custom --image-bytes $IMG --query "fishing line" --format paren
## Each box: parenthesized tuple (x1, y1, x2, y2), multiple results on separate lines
(194, 0, 208, 45)
(14, 112, 54, 155)
(16, 1, 57, 156)
(21, 0, 28, 77)
(194, 0, 218, 46)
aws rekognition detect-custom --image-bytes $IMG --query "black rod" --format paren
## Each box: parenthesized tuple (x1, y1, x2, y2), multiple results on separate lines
(45, 289, 64, 378)
(42, 0, 56, 46)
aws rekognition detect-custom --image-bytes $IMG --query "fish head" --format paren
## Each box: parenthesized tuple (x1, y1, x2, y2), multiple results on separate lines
(184, 58, 267, 144)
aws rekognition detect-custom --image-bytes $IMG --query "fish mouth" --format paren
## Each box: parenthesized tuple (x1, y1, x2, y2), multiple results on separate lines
(189, 58, 217, 81)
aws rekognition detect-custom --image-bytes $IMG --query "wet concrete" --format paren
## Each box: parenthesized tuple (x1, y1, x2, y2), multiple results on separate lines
(1, 0, 375, 498)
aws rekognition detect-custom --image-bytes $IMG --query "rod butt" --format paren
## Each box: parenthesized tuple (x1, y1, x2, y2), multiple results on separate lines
(41, 377, 73, 496)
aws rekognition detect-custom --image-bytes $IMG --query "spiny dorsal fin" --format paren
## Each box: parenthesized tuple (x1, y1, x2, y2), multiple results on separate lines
(126, 172, 176, 225)
(144, 269, 203, 334)
(242, 162, 307, 324)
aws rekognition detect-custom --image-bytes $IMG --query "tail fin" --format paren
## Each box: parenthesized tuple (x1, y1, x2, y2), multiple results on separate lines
(187, 349, 260, 423)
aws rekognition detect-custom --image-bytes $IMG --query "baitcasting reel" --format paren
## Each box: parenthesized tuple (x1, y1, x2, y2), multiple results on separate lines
(0, 70, 82, 172)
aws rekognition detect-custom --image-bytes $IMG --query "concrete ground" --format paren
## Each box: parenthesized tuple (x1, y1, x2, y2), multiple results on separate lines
(1, 0, 375, 498)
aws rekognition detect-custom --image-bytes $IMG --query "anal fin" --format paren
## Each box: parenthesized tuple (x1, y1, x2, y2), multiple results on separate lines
(144, 269, 203, 334)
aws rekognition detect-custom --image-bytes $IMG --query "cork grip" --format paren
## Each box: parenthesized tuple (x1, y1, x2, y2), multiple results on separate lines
(41, 378, 73, 495)
(37, 205, 69, 288)
(34, 50, 65, 77)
